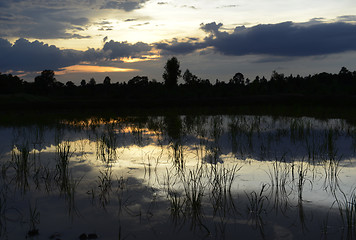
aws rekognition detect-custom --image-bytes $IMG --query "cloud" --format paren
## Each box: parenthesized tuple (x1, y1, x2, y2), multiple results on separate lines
(0, 38, 152, 72)
(103, 40, 152, 59)
(156, 39, 206, 55)
(181, 5, 196, 9)
(157, 20, 356, 57)
(217, 5, 238, 8)
(203, 21, 356, 56)
(0, 5, 92, 39)
(0, 38, 83, 71)
(337, 15, 356, 23)
(101, 0, 148, 11)
(124, 18, 137, 22)
(200, 22, 223, 36)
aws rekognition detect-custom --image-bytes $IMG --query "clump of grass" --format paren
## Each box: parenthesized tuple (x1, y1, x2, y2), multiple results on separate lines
(336, 189, 356, 237)
(27, 201, 40, 238)
(322, 156, 341, 194)
(167, 190, 185, 217)
(55, 141, 72, 192)
(11, 143, 31, 192)
(64, 174, 82, 219)
(96, 166, 113, 208)
(182, 165, 205, 215)
(209, 164, 240, 215)
(246, 184, 268, 239)
(246, 184, 268, 217)
(96, 129, 118, 164)
(266, 154, 293, 213)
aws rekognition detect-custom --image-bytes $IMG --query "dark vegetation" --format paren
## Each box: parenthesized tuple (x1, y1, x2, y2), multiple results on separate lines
(1, 57, 356, 110)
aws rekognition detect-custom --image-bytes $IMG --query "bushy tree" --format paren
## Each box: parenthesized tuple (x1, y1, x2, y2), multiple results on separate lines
(80, 79, 86, 87)
(128, 76, 149, 86)
(34, 70, 56, 88)
(89, 77, 96, 86)
(183, 69, 199, 85)
(163, 57, 181, 87)
(229, 72, 244, 85)
(103, 76, 111, 85)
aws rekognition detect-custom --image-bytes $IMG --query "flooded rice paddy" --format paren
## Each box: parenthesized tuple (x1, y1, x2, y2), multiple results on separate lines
(1, 114, 356, 239)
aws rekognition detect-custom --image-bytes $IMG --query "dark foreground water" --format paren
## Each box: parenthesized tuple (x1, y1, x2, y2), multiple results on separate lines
(1, 114, 356, 239)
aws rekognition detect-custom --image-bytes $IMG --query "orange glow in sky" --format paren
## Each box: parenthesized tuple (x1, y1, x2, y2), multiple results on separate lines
(56, 65, 138, 75)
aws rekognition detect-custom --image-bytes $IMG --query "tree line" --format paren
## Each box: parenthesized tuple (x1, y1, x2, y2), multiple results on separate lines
(1, 57, 356, 101)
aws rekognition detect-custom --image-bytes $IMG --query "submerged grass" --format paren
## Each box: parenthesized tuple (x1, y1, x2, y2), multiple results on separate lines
(11, 143, 31, 192)
(336, 189, 356, 238)
(209, 163, 241, 216)
(27, 201, 40, 237)
(96, 126, 118, 164)
(55, 141, 72, 192)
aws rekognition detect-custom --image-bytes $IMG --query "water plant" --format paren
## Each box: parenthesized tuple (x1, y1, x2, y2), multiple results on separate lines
(246, 184, 268, 216)
(11, 143, 31, 192)
(336, 189, 356, 238)
(266, 154, 292, 211)
(170, 142, 186, 171)
(55, 141, 72, 192)
(323, 158, 341, 195)
(181, 165, 205, 215)
(97, 166, 113, 208)
(209, 164, 240, 216)
(96, 124, 118, 164)
(246, 184, 268, 239)
(27, 201, 40, 238)
(168, 190, 185, 217)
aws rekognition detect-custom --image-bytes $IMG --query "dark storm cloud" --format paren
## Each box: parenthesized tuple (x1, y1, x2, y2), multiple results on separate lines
(0, 38, 152, 72)
(103, 40, 152, 59)
(203, 21, 356, 56)
(157, 20, 356, 57)
(0, 38, 83, 71)
(200, 22, 223, 36)
(101, 0, 148, 11)
(156, 39, 207, 55)
(0, 5, 91, 39)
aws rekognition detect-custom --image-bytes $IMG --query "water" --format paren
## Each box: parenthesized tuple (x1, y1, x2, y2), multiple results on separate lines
(1, 114, 356, 239)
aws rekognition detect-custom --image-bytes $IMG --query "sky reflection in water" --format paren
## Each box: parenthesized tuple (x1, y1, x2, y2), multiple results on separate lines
(0, 115, 356, 239)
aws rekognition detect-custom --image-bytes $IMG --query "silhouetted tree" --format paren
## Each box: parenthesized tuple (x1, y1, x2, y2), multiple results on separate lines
(34, 70, 56, 88)
(80, 79, 86, 87)
(183, 69, 199, 85)
(66, 81, 75, 87)
(270, 71, 284, 82)
(89, 77, 96, 86)
(103, 76, 111, 85)
(128, 76, 149, 86)
(229, 72, 244, 85)
(163, 57, 181, 87)
(0, 73, 23, 93)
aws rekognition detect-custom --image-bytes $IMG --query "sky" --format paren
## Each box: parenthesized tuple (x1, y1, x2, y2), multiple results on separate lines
(1, 0, 356, 84)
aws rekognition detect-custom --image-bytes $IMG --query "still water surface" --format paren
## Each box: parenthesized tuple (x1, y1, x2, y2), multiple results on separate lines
(1, 114, 356, 239)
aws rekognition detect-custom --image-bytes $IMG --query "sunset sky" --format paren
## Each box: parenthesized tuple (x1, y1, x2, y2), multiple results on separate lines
(1, 0, 356, 84)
